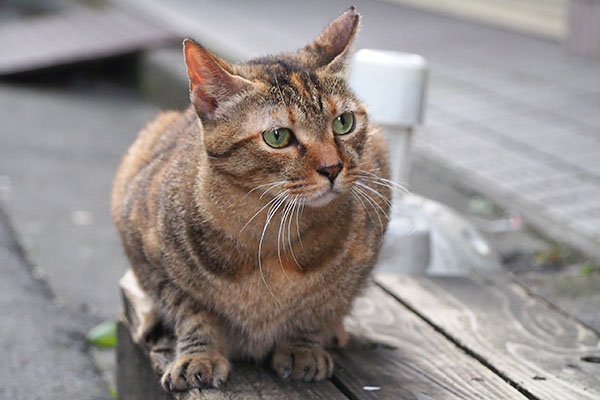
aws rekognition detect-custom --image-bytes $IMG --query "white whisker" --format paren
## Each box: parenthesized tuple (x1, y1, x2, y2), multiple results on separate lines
(351, 188, 376, 229)
(355, 181, 393, 207)
(353, 187, 383, 231)
(353, 186, 387, 232)
(296, 198, 305, 251)
(358, 170, 410, 195)
(245, 180, 289, 197)
(257, 190, 289, 304)
(260, 183, 286, 199)
(287, 196, 302, 270)
(240, 189, 289, 233)
(358, 175, 408, 195)
(277, 197, 294, 280)
(358, 186, 389, 220)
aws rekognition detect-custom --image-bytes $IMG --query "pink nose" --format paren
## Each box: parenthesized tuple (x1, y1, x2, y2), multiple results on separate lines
(317, 162, 343, 183)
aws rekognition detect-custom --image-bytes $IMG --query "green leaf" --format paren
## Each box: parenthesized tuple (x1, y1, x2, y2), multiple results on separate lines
(109, 387, 118, 399)
(86, 320, 117, 348)
(581, 261, 595, 276)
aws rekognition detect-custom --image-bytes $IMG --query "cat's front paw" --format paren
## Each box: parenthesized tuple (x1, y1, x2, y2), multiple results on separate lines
(161, 353, 230, 392)
(272, 347, 333, 382)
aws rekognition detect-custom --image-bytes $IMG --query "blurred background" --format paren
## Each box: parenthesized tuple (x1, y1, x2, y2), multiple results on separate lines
(1, 0, 599, 398)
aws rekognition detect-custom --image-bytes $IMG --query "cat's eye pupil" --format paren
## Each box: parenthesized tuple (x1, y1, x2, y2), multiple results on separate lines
(263, 128, 292, 148)
(333, 112, 355, 135)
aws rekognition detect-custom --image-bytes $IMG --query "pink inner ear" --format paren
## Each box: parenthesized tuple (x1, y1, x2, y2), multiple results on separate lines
(184, 42, 215, 91)
(191, 85, 218, 116)
(184, 40, 232, 118)
(183, 40, 253, 119)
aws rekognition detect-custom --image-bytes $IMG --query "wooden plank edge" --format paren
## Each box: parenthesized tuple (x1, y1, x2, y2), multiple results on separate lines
(509, 274, 600, 337)
(335, 283, 530, 399)
(373, 274, 539, 400)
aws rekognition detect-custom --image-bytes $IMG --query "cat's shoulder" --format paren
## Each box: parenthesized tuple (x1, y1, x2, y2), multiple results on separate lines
(138, 110, 182, 141)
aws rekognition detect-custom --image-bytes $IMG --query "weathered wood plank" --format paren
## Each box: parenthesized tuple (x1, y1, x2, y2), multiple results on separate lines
(513, 268, 600, 335)
(334, 285, 528, 400)
(376, 274, 600, 400)
(0, 7, 177, 76)
(117, 321, 171, 400)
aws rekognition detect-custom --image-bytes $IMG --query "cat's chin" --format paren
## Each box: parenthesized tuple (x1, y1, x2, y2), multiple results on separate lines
(305, 189, 339, 208)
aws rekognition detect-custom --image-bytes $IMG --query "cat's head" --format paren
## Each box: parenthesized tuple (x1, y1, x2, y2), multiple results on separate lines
(184, 7, 369, 208)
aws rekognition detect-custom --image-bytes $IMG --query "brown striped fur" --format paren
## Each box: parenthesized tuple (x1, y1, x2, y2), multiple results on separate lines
(111, 7, 391, 392)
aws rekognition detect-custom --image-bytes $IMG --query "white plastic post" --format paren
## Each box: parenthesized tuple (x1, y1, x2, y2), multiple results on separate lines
(349, 49, 428, 185)
(349, 49, 503, 276)
(349, 49, 429, 274)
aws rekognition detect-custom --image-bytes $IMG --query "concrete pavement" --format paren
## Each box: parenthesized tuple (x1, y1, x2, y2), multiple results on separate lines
(0, 206, 109, 399)
(0, 82, 158, 317)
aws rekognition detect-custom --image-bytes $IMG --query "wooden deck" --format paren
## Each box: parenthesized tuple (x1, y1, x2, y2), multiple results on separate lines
(0, 6, 177, 76)
(118, 272, 600, 399)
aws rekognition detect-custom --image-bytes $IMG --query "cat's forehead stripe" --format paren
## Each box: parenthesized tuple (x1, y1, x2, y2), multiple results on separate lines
(326, 97, 337, 116)
(288, 72, 312, 102)
(286, 107, 297, 126)
(268, 69, 326, 118)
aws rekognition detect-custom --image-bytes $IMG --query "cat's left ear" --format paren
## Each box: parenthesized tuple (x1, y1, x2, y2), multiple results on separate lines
(183, 39, 255, 121)
(300, 6, 360, 74)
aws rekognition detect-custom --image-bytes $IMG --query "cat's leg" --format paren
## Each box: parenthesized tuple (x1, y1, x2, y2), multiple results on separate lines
(160, 297, 230, 392)
(271, 330, 334, 382)
(326, 319, 349, 349)
(120, 269, 164, 344)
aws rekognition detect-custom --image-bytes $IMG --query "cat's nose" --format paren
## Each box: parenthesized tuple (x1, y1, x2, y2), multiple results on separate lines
(317, 162, 343, 184)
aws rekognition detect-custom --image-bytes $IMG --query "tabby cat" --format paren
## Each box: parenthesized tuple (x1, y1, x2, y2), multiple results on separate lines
(112, 7, 391, 393)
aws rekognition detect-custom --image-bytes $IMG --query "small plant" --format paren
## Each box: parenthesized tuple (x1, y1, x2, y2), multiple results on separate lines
(534, 243, 576, 266)
(86, 320, 117, 348)
(581, 260, 598, 276)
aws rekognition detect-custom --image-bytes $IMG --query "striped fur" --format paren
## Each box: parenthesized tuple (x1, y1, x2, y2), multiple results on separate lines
(111, 7, 391, 392)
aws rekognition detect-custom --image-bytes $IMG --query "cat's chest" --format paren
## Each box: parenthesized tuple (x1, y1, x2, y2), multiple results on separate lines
(233, 257, 318, 308)
(213, 255, 343, 327)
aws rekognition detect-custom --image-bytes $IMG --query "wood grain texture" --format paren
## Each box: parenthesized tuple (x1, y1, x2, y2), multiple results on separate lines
(513, 269, 600, 335)
(334, 284, 527, 400)
(376, 274, 600, 400)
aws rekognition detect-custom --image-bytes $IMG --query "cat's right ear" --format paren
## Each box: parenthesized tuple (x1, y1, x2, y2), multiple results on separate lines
(298, 7, 360, 75)
(183, 39, 254, 121)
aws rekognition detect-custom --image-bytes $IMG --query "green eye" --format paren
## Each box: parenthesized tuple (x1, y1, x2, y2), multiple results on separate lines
(333, 112, 355, 135)
(263, 128, 292, 148)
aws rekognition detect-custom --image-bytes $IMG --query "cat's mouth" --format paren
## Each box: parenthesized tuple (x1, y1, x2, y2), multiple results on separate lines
(305, 187, 340, 208)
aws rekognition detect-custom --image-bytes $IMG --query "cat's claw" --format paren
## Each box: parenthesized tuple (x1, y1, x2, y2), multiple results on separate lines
(161, 353, 230, 392)
(272, 347, 333, 382)
(329, 324, 349, 348)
